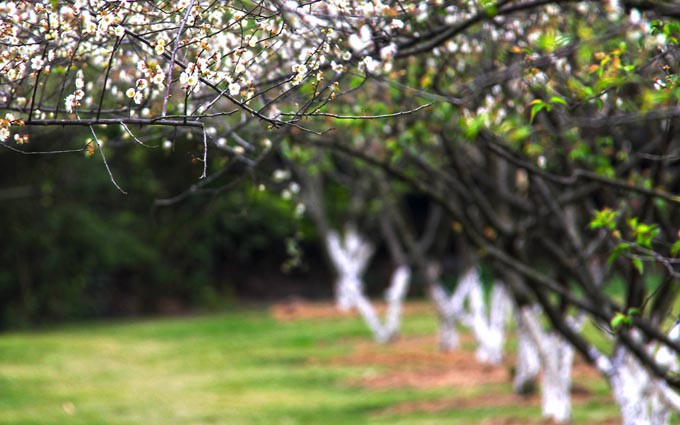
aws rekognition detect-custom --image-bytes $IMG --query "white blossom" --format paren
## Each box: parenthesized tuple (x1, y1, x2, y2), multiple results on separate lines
(348, 25, 372, 53)
(228, 82, 240, 96)
(30, 56, 44, 70)
(273, 169, 290, 182)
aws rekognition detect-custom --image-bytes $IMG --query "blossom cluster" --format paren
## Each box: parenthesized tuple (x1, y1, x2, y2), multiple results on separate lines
(0, 112, 24, 143)
(0, 0, 412, 134)
(2, 0, 535, 147)
(1, 0, 673, 166)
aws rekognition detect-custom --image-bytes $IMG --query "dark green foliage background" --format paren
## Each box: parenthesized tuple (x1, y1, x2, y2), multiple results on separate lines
(0, 131, 313, 329)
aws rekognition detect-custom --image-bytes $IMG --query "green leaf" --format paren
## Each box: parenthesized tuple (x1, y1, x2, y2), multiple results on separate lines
(590, 208, 619, 230)
(537, 31, 558, 52)
(530, 103, 547, 123)
(671, 240, 680, 257)
(461, 115, 485, 139)
(569, 143, 590, 161)
(509, 126, 532, 143)
(607, 242, 630, 265)
(628, 218, 659, 248)
(611, 312, 628, 332)
(595, 77, 624, 92)
(550, 96, 568, 106)
(632, 257, 644, 275)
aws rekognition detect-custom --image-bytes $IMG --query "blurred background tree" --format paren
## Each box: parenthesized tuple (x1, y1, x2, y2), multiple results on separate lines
(0, 130, 326, 329)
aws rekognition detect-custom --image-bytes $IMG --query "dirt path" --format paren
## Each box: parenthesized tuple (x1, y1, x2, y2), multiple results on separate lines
(270, 298, 433, 321)
(271, 300, 617, 424)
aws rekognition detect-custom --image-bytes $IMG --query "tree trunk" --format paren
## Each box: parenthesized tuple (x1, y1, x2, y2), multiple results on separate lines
(348, 282, 390, 342)
(326, 228, 412, 343)
(521, 307, 576, 423)
(324, 228, 373, 311)
(465, 269, 510, 365)
(541, 335, 575, 423)
(429, 268, 473, 352)
(383, 265, 411, 342)
(485, 283, 512, 363)
(430, 283, 461, 351)
(608, 346, 652, 425)
(607, 354, 678, 425)
(650, 322, 680, 424)
(513, 306, 541, 394)
(604, 324, 680, 425)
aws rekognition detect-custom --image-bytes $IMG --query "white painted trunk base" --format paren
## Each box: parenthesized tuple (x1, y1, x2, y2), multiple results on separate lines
(437, 315, 459, 352)
(462, 269, 511, 365)
(513, 306, 541, 394)
(429, 267, 476, 352)
(325, 229, 373, 312)
(325, 228, 411, 342)
(383, 266, 411, 341)
(430, 267, 511, 360)
(520, 306, 577, 423)
(430, 283, 463, 351)
(609, 347, 656, 425)
(541, 336, 574, 423)
(590, 324, 680, 425)
(352, 265, 412, 343)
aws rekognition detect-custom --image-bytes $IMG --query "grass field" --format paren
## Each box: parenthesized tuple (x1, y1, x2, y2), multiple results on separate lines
(0, 303, 618, 425)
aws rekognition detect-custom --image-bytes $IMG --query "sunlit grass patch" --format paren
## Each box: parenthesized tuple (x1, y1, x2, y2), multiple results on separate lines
(0, 304, 616, 425)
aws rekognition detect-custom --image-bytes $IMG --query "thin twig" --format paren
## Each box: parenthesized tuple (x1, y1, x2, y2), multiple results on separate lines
(282, 103, 432, 120)
(89, 126, 127, 194)
(97, 35, 123, 121)
(201, 124, 208, 179)
(0, 143, 85, 155)
(18, 118, 204, 127)
(119, 122, 158, 147)
(162, 0, 196, 117)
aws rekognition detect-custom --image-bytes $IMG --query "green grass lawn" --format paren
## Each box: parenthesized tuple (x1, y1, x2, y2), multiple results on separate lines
(0, 305, 617, 425)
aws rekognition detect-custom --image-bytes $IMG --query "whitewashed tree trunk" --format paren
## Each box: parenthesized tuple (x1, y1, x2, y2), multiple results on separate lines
(598, 323, 680, 425)
(521, 307, 578, 423)
(607, 346, 652, 425)
(430, 267, 511, 358)
(383, 265, 411, 341)
(324, 228, 374, 311)
(513, 305, 541, 394)
(347, 266, 411, 343)
(485, 283, 512, 363)
(437, 313, 459, 351)
(326, 232, 353, 311)
(430, 284, 457, 351)
(651, 389, 671, 425)
(429, 271, 472, 352)
(346, 279, 388, 341)
(607, 351, 675, 425)
(325, 227, 412, 343)
(542, 337, 575, 422)
(650, 322, 680, 425)
(463, 269, 511, 365)
(650, 379, 680, 425)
